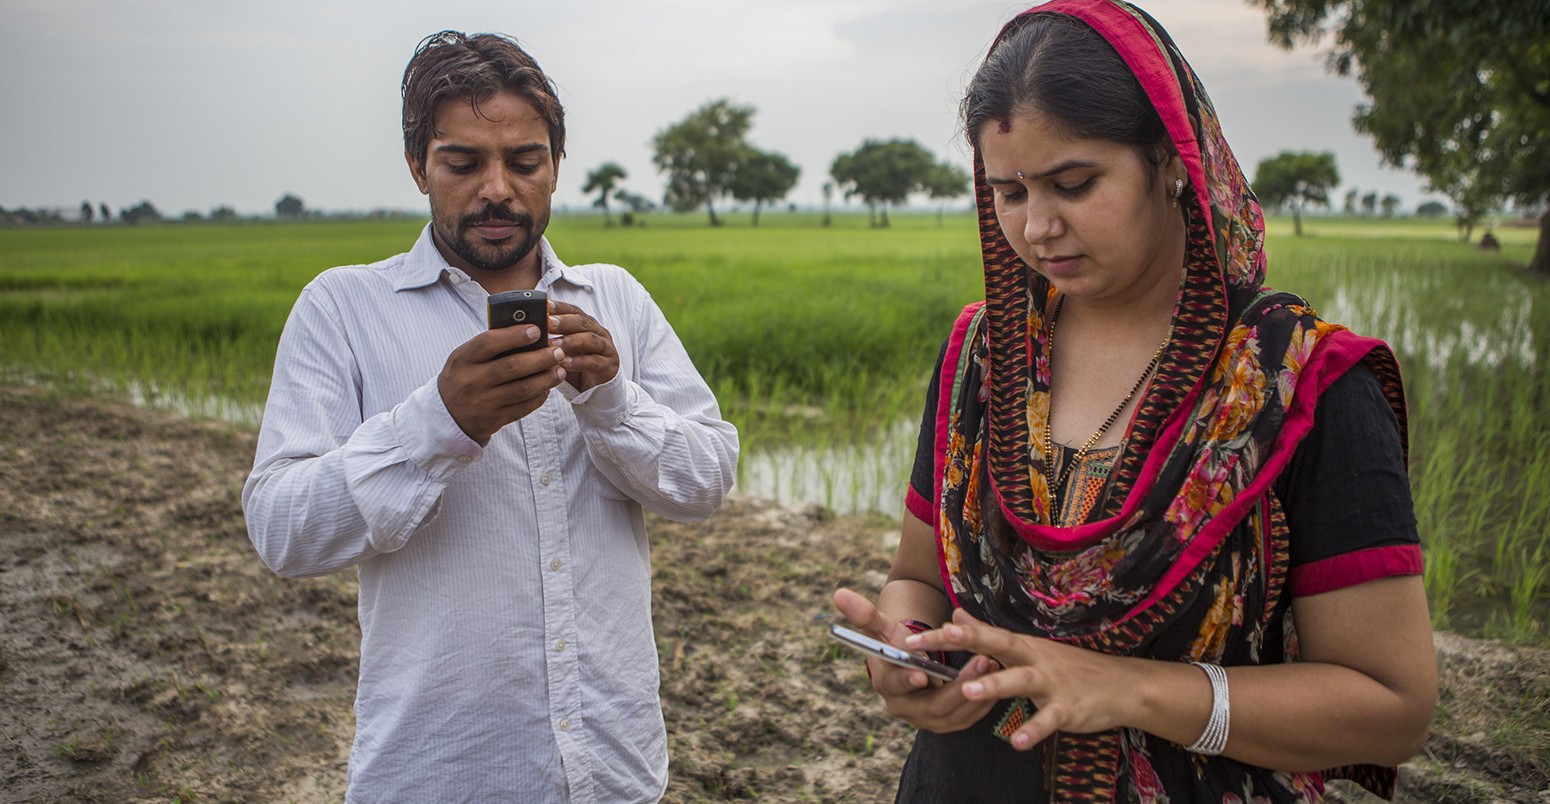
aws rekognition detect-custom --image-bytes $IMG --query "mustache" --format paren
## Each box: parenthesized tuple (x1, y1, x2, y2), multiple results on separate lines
(459, 204, 531, 229)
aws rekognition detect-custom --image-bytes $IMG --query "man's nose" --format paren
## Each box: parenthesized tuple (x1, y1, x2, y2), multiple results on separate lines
(478, 165, 516, 204)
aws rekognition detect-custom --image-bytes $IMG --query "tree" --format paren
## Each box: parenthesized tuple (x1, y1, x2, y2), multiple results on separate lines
(1380, 194, 1401, 218)
(729, 148, 799, 226)
(821, 182, 834, 227)
(830, 139, 939, 228)
(581, 162, 628, 226)
(1416, 200, 1449, 218)
(275, 194, 305, 219)
(1436, 170, 1503, 242)
(119, 200, 161, 225)
(652, 99, 755, 226)
(922, 162, 972, 227)
(615, 190, 655, 213)
(1342, 188, 1358, 216)
(1250, 0, 1550, 273)
(98, 202, 111, 222)
(1252, 151, 1339, 236)
(211, 205, 239, 222)
(613, 190, 655, 226)
(80, 201, 94, 223)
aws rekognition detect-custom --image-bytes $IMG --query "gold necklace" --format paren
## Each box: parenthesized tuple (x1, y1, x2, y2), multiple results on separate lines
(1041, 294, 1169, 518)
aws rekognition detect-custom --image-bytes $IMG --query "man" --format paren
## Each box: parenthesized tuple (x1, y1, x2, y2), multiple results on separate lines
(242, 30, 738, 802)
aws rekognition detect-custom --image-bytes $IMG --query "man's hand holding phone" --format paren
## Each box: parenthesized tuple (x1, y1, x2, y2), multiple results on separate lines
(546, 299, 619, 394)
(438, 290, 566, 444)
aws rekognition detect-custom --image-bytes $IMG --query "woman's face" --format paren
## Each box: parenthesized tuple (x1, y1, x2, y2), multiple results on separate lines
(980, 110, 1186, 307)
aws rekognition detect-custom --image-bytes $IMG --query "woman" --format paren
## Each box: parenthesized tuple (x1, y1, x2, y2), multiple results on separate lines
(832, 1, 1437, 800)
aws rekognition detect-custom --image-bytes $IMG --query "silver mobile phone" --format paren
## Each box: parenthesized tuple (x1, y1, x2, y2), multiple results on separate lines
(828, 623, 958, 682)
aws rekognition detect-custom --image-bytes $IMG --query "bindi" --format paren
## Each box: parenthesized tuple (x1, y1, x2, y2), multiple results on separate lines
(996, 118, 1012, 134)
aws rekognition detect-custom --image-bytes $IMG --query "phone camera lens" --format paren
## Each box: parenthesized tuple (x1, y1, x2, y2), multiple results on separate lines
(512, 310, 527, 322)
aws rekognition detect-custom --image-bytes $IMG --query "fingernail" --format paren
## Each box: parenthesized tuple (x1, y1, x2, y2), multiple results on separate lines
(963, 681, 982, 697)
(904, 634, 921, 647)
(946, 625, 964, 639)
(552, 347, 564, 361)
(1013, 733, 1030, 748)
(525, 325, 539, 339)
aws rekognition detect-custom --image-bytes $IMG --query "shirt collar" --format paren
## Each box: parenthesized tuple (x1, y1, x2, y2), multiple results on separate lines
(392, 223, 595, 293)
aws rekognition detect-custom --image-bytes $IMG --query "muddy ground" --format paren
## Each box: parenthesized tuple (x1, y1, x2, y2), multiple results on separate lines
(1, 384, 1546, 803)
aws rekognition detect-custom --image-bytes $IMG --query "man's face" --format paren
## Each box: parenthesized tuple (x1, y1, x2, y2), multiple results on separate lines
(407, 92, 559, 285)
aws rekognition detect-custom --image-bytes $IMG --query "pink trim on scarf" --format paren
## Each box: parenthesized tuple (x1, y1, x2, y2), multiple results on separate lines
(933, 303, 984, 607)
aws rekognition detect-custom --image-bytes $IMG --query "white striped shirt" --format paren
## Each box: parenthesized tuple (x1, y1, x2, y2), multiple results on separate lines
(242, 225, 738, 803)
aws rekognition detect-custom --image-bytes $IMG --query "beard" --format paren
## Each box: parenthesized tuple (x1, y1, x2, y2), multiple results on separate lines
(434, 202, 548, 272)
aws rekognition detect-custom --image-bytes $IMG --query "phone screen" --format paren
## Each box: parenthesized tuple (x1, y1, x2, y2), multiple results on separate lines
(828, 623, 958, 682)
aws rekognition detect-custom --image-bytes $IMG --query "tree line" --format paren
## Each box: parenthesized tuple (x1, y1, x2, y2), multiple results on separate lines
(582, 98, 970, 229)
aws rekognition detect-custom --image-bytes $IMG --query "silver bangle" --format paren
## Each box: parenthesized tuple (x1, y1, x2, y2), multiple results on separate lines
(1187, 661, 1230, 756)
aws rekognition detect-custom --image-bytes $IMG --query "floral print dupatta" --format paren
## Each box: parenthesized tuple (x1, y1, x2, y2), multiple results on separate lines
(928, 0, 1407, 799)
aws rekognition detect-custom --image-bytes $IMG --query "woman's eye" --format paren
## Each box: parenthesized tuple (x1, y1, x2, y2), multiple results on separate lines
(999, 187, 1027, 203)
(1054, 178, 1094, 197)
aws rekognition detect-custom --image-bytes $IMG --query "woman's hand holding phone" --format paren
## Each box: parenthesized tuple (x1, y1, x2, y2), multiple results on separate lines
(830, 588, 1001, 734)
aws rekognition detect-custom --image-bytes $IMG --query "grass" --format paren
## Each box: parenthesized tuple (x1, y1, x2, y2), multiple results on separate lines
(0, 210, 1545, 643)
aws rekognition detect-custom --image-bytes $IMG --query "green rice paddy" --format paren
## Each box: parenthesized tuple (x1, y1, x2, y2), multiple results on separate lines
(1, 212, 1544, 643)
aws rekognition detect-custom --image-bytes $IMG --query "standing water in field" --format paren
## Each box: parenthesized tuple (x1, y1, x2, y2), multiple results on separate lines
(735, 418, 917, 516)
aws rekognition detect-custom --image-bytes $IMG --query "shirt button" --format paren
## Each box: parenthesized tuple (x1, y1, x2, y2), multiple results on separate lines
(456, 455, 472, 465)
(549, 559, 562, 571)
(540, 473, 552, 485)
(555, 640, 566, 653)
(559, 720, 571, 732)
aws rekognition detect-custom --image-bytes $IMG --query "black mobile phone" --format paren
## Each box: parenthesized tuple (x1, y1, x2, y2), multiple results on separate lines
(828, 623, 958, 682)
(487, 289, 548, 357)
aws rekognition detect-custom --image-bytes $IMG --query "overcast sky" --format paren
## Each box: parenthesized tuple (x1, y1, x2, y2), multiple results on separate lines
(1, 0, 1439, 217)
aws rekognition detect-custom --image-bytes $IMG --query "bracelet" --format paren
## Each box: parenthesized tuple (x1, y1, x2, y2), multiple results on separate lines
(1186, 661, 1230, 756)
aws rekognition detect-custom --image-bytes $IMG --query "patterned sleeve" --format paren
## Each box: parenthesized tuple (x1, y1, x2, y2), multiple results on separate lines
(1274, 361, 1423, 596)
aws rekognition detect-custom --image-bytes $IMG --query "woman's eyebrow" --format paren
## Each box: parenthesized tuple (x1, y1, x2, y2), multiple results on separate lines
(985, 159, 1100, 184)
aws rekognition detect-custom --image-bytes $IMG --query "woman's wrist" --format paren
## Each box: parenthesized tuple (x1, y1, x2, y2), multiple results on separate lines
(877, 577, 951, 629)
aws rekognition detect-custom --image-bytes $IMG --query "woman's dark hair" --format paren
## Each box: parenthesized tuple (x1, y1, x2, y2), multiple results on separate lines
(963, 13, 1170, 174)
(401, 31, 566, 168)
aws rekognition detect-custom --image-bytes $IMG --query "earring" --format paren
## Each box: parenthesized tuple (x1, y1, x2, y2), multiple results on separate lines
(1171, 178, 1184, 207)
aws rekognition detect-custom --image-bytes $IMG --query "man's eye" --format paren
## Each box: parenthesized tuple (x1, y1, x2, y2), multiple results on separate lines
(511, 162, 541, 174)
(447, 163, 477, 175)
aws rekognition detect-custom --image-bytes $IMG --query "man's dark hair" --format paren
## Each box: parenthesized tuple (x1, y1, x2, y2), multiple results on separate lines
(401, 31, 566, 168)
(962, 14, 1170, 176)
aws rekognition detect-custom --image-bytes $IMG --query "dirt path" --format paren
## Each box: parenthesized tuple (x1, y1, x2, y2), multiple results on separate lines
(1, 385, 1545, 802)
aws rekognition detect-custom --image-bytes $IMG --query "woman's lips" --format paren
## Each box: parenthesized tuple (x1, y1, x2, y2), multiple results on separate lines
(1039, 255, 1081, 275)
